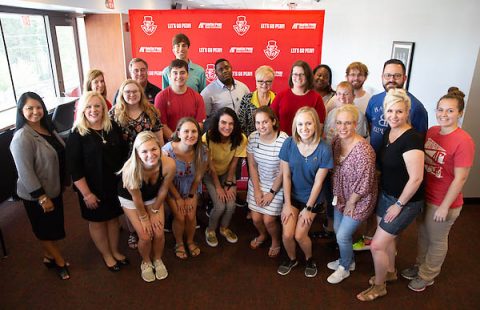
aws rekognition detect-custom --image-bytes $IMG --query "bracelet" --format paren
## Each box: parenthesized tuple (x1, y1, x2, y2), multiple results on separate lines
(138, 214, 149, 221)
(38, 196, 48, 205)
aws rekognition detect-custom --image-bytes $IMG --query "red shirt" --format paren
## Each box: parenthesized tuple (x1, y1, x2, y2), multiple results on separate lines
(424, 126, 475, 208)
(154, 87, 206, 131)
(270, 89, 325, 136)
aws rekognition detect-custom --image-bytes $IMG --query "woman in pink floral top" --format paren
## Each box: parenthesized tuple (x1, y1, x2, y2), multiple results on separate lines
(326, 105, 377, 284)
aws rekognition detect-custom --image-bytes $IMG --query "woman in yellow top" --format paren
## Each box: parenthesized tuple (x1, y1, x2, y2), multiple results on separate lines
(203, 107, 247, 247)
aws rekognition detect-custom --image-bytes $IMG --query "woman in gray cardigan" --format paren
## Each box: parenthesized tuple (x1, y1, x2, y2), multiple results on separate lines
(10, 92, 70, 280)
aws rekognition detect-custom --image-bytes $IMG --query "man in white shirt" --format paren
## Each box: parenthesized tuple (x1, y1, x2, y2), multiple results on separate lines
(200, 58, 249, 130)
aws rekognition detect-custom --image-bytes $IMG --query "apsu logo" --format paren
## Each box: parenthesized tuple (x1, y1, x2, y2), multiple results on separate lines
(264, 40, 280, 60)
(233, 16, 250, 36)
(141, 16, 157, 36)
(205, 64, 217, 82)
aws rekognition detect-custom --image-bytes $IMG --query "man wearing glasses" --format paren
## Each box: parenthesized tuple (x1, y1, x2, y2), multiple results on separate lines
(366, 58, 428, 154)
(114, 58, 161, 105)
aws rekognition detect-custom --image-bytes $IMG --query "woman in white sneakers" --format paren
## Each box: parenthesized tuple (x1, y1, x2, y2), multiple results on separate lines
(118, 131, 175, 282)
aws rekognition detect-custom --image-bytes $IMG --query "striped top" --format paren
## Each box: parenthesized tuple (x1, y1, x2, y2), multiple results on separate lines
(246, 130, 288, 216)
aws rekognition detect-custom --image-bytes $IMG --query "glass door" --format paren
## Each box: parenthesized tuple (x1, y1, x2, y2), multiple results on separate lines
(48, 15, 83, 97)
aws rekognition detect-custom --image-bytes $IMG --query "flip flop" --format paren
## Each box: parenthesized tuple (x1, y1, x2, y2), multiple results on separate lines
(250, 237, 264, 250)
(187, 242, 201, 257)
(268, 246, 281, 258)
(174, 243, 188, 260)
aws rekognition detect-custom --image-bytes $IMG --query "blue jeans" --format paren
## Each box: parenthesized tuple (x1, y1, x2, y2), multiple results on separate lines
(333, 208, 361, 269)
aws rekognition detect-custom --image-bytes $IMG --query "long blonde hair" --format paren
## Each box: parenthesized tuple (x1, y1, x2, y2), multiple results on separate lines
(113, 79, 159, 127)
(291, 107, 322, 144)
(120, 131, 161, 190)
(73, 91, 112, 136)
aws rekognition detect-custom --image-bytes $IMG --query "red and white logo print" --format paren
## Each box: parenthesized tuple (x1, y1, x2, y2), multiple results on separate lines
(233, 16, 250, 36)
(141, 16, 157, 36)
(264, 40, 280, 60)
(205, 64, 217, 82)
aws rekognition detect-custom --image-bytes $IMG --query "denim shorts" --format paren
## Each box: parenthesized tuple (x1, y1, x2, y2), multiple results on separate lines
(376, 191, 423, 235)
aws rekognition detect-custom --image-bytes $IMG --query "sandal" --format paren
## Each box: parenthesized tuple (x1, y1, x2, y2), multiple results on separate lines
(369, 270, 398, 285)
(174, 243, 188, 260)
(187, 242, 201, 257)
(268, 246, 281, 258)
(55, 264, 70, 280)
(128, 233, 138, 249)
(357, 284, 387, 301)
(250, 237, 264, 250)
(43, 257, 70, 269)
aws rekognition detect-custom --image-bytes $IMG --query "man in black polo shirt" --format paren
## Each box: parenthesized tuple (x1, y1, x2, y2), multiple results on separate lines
(113, 58, 161, 105)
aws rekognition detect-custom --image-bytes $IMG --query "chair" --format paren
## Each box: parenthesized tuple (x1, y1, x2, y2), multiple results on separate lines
(51, 100, 76, 141)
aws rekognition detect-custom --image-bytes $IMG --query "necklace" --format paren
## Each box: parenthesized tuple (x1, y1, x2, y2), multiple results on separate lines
(93, 129, 107, 144)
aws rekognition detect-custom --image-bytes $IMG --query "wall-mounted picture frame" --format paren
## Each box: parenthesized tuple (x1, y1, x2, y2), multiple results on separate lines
(391, 41, 415, 90)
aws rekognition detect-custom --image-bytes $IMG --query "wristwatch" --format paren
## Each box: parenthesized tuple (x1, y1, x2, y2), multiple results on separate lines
(305, 205, 313, 212)
(395, 200, 404, 208)
(269, 188, 277, 195)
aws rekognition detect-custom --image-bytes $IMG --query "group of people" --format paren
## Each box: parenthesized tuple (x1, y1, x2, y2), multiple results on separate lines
(10, 32, 475, 302)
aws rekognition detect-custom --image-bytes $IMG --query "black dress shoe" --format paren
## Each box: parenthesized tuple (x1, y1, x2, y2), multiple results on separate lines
(116, 257, 130, 266)
(106, 262, 121, 272)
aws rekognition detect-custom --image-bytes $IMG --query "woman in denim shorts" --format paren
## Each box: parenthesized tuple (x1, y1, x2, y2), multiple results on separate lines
(357, 88, 425, 301)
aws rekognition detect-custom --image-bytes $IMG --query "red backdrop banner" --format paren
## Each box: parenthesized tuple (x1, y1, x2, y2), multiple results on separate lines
(129, 9, 325, 92)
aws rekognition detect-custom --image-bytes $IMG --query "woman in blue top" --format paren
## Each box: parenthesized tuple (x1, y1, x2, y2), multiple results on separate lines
(277, 107, 333, 278)
(163, 117, 207, 259)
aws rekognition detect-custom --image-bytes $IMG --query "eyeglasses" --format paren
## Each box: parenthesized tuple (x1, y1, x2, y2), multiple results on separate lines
(292, 73, 306, 78)
(383, 73, 403, 79)
(124, 90, 139, 96)
(256, 80, 273, 85)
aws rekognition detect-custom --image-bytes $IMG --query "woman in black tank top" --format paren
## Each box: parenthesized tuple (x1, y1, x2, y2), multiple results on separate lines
(119, 131, 176, 282)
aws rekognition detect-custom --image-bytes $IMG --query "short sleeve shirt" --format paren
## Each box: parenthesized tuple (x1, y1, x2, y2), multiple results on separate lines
(279, 137, 333, 204)
(202, 133, 247, 176)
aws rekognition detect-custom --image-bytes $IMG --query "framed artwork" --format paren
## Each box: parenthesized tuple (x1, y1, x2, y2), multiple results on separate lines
(391, 41, 415, 90)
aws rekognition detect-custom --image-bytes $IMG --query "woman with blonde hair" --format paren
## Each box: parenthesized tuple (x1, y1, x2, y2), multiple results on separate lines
(238, 65, 276, 137)
(163, 117, 208, 259)
(357, 88, 424, 301)
(118, 131, 176, 282)
(326, 105, 376, 284)
(66, 91, 128, 272)
(110, 79, 164, 249)
(277, 107, 333, 278)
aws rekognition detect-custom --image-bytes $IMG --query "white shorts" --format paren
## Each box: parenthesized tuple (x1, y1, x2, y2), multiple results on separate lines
(119, 196, 156, 210)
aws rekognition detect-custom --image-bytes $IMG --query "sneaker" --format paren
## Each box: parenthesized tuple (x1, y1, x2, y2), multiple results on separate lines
(219, 227, 238, 243)
(327, 265, 350, 284)
(277, 259, 298, 276)
(205, 228, 218, 247)
(327, 259, 356, 271)
(353, 236, 372, 251)
(401, 266, 419, 280)
(128, 232, 138, 249)
(408, 277, 434, 292)
(140, 261, 155, 282)
(153, 259, 168, 280)
(235, 198, 247, 208)
(305, 259, 318, 278)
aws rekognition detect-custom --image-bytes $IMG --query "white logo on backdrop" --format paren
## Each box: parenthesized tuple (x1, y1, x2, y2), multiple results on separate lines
(141, 16, 157, 35)
(233, 16, 250, 36)
(264, 40, 280, 60)
(205, 64, 217, 82)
